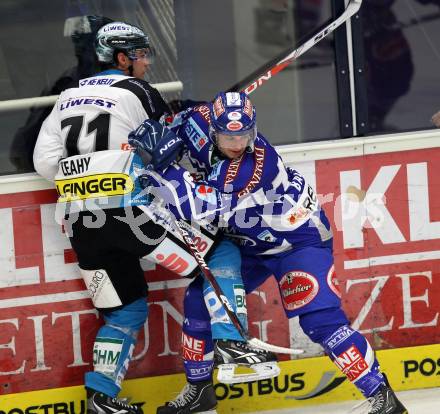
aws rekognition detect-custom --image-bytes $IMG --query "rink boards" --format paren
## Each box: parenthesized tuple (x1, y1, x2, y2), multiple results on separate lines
(0, 129, 440, 408)
(1, 343, 439, 413)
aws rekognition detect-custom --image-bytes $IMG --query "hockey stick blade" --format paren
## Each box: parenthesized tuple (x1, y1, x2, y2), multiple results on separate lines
(173, 218, 303, 355)
(231, 0, 362, 95)
(248, 338, 302, 355)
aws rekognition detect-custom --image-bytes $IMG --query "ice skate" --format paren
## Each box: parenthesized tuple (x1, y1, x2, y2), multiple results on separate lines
(156, 380, 217, 414)
(348, 383, 408, 414)
(86, 388, 143, 414)
(214, 339, 280, 384)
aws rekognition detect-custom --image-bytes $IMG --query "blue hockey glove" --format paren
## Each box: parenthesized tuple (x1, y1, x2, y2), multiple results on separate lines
(128, 119, 183, 171)
(128, 119, 161, 153)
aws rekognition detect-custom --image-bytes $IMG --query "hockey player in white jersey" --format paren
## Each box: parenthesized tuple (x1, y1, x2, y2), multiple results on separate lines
(33, 21, 278, 414)
(34, 21, 172, 414)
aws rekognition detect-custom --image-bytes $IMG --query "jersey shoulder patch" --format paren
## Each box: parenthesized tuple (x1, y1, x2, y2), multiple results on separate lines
(111, 78, 169, 120)
(192, 104, 211, 123)
(182, 111, 210, 153)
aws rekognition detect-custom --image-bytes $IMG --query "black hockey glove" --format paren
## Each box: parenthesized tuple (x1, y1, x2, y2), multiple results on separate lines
(128, 119, 184, 171)
(168, 98, 205, 114)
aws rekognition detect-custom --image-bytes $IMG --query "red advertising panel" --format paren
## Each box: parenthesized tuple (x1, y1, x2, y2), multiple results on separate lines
(315, 148, 440, 349)
(2, 146, 439, 396)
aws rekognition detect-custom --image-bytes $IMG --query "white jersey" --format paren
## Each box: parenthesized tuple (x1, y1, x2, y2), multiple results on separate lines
(34, 71, 169, 181)
(33, 71, 219, 279)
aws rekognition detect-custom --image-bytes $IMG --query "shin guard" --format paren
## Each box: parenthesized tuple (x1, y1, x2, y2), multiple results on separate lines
(85, 298, 148, 397)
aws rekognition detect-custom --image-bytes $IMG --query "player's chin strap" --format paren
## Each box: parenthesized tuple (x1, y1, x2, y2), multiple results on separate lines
(128, 62, 134, 77)
(173, 218, 303, 356)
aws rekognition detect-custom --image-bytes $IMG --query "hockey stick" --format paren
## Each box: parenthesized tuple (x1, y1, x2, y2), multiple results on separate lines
(228, 0, 363, 95)
(173, 218, 303, 355)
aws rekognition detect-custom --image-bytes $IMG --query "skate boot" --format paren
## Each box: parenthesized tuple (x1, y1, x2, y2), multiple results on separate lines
(366, 383, 408, 414)
(348, 382, 408, 414)
(214, 339, 280, 384)
(156, 380, 217, 414)
(86, 388, 143, 414)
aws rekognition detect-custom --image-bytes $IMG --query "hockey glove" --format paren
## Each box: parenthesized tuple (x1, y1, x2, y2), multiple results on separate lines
(128, 119, 183, 171)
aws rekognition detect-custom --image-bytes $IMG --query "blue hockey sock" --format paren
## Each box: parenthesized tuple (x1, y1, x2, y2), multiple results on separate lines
(182, 317, 215, 382)
(300, 308, 385, 397)
(85, 298, 148, 397)
(323, 325, 385, 397)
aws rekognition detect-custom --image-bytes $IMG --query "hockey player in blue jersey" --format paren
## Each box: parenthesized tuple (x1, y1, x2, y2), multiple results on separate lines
(128, 91, 408, 414)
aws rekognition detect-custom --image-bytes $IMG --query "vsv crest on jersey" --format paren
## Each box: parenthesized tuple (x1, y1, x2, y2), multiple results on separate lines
(208, 160, 224, 181)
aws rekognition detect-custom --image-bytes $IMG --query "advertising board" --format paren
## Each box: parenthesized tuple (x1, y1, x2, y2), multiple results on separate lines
(1, 135, 439, 407)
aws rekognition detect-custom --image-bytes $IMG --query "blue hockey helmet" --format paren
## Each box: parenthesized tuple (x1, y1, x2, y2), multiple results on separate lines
(209, 92, 257, 152)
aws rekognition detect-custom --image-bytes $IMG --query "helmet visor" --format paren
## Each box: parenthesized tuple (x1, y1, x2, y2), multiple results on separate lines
(128, 46, 155, 62)
(215, 128, 256, 150)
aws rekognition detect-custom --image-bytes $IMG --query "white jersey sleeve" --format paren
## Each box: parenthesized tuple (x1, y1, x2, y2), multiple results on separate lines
(33, 101, 64, 181)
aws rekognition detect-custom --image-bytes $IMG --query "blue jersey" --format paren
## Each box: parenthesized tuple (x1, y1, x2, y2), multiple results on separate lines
(148, 105, 333, 255)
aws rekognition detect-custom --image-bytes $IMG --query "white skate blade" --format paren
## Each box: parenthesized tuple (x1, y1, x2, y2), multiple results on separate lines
(217, 362, 281, 384)
(346, 398, 373, 414)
